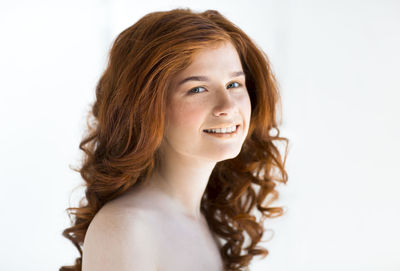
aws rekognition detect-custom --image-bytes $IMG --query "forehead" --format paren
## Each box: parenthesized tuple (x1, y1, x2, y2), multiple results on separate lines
(188, 42, 241, 70)
(171, 42, 243, 83)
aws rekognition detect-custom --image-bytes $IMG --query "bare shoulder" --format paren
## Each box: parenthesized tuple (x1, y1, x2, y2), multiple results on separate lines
(82, 203, 159, 271)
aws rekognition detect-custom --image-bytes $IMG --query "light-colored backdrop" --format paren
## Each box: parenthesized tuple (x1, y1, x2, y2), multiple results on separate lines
(0, 0, 399, 270)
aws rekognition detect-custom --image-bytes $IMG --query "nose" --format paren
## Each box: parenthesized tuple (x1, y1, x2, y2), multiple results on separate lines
(212, 89, 238, 117)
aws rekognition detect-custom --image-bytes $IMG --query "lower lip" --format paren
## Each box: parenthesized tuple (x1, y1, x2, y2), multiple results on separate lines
(203, 125, 240, 138)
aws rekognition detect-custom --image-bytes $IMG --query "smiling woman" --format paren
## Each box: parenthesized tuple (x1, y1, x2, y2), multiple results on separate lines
(60, 7, 289, 271)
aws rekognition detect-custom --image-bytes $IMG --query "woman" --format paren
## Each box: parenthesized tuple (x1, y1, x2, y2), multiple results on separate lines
(60, 8, 288, 271)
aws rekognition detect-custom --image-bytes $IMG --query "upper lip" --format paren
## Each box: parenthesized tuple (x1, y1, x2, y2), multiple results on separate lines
(203, 123, 240, 130)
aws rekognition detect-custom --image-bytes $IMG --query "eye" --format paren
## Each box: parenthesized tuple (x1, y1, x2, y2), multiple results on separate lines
(227, 82, 241, 88)
(188, 86, 206, 94)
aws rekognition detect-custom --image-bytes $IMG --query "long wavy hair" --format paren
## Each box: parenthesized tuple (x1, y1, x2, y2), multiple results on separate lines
(60, 8, 288, 271)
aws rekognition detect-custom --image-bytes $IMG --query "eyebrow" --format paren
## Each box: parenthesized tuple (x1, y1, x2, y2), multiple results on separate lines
(177, 71, 245, 86)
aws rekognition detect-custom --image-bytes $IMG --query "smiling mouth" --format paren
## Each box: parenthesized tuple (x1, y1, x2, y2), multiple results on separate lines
(203, 124, 240, 136)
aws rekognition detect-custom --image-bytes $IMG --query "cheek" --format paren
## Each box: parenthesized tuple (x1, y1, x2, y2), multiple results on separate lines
(167, 100, 205, 132)
(246, 96, 252, 119)
(239, 92, 252, 121)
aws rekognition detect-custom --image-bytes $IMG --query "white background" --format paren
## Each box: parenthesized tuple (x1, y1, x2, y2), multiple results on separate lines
(0, 0, 399, 270)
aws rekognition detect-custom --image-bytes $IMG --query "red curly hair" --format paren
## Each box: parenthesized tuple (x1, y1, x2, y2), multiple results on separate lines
(60, 8, 289, 271)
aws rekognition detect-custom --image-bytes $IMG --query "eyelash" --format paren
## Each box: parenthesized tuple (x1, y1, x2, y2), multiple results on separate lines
(188, 82, 242, 94)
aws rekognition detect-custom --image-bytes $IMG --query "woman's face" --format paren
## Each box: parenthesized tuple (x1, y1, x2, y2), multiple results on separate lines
(161, 41, 252, 163)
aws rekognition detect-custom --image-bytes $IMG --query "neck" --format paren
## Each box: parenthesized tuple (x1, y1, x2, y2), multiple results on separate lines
(143, 147, 216, 221)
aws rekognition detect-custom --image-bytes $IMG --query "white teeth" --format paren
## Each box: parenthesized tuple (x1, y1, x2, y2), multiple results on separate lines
(204, 125, 237, 134)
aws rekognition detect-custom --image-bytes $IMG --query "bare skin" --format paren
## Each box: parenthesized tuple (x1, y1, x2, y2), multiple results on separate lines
(102, 180, 224, 271)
